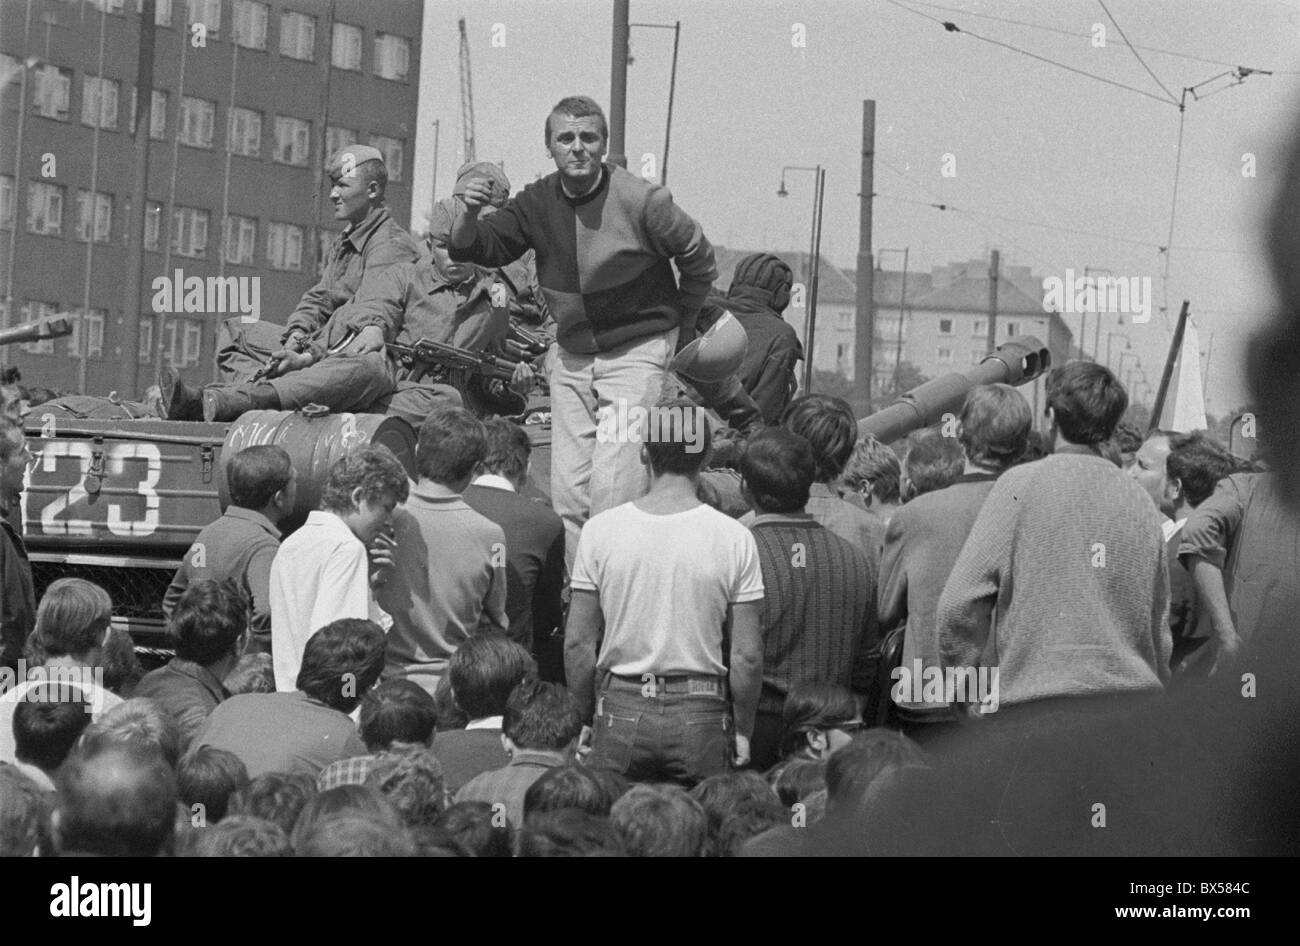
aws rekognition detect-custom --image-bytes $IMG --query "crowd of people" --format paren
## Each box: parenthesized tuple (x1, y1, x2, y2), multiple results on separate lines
(0, 93, 1295, 857)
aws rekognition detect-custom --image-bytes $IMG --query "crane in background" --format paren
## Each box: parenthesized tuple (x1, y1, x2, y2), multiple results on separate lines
(458, 18, 476, 164)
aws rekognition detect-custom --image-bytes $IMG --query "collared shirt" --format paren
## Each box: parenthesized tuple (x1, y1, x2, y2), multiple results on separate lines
(466, 715, 504, 730)
(1162, 516, 1187, 544)
(472, 474, 515, 493)
(285, 204, 424, 341)
(164, 506, 282, 649)
(134, 657, 230, 748)
(194, 690, 368, 779)
(317, 754, 377, 791)
(270, 510, 389, 692)
(454, 750, 565, 827)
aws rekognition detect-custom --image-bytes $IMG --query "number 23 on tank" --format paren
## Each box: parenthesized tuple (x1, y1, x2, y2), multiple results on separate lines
(30, 441, 161, 538)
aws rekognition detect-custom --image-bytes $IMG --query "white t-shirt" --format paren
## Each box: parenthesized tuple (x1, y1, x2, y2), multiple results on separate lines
(571, 502, 764, 677)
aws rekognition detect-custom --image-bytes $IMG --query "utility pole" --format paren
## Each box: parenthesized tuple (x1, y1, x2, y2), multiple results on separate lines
(2, 0, 35, 370)
(78, 2, 108, 394)
(662, 21, 680, 185)
(117, 0, 157, 398)
(853, 100, 875, 413)
(608, 0, 630, 168)
(986, 249, 999, 354)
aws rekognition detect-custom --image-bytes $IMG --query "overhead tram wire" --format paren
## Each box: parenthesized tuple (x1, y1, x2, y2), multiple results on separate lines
(1097, 0, 1180, 104)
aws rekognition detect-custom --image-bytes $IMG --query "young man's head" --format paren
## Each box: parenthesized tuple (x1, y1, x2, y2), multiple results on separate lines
(523, 764, 612, 820)
(433, 801, 515, 857)
(0, 764, 53, 856)
(688, 770, 776, 855)
(1130, 429, 1179, 517)
(544, 95, 608, 194)
(841, 435, 902, 512)
(226, 444, 296, 523)
(177, 747, 249, 824)
(0, 414, 31, 507)
(609, 784, 708, 858)
(516, 809, 626, 857)
(170, 579, 248, 670)
(228, 772, 317, 835)
(13, 686, 92, 776)
(187, 815, 293, 857)
(729, 253, 794, 313)
(425, 199, 478, 286)
(1165, 431, 1249, 511)
(296, 619, 387, 715)
(1045, 361, 1128, 446)
(30, 578, 112, 667)
(480, 417, 533, 491)
(295, 813, 416, 857)
(958, 384, 1032, 473)
(54, 740, 178, 857)
(82, 697, 183, 770)
(359, 679, 439, 752)
(903, 429, 964, 501)
(1110, 420, 1146, 471)
(641, 398, 713, 480)
(739, 427, 816, 515)
(364, 748, 447, 828)
(824, 729, 928, 818)
(781, 395, 858, 484)
(327, 145, 388, 228)
(449, 632, 537, 722)
(320, 445, 409, 544)
(416, 407, 488, 490)
(501, 678, 584, 756)
(779, 682, 864, 760)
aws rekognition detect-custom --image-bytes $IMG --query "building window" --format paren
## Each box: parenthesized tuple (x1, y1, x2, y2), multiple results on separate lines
(228, 106, 262, 157)
(280, 11, 315, 60)
(373, 33, 409, 81)
(1005, 321, 1019, 337)
(369, 135, 404, 183)
(33, 65, 73, 121)
(936, 346, 953, 365)
(171, 206, 209, 258)
(267, 222, 303, 271)
(26, 182, 64, 236)
(22, 302, 59, 355)
(138, 318, 154, 364)
(232, 0, 267, 49)
(325, 125, 358, 157)
(332, 23, 363, 71)
(0, 176, 13, 230)
(838, 311, 851, 330)
(938, 318, 953, 335)
(76, 190, 113, 243)
(836, 343, 849, 361)
(179, 96, 216, 147)
(92, 0, 128, 13)
(137, 0, 173, 28)
(68, 308, 107, 359)
(81, 76, 121, 130)
(144, 200, 164, 250)
(186, 0, 222, 40)
(273, 116, 310, 166)
(224, 214, 257, 264)
(130, 88, 168, 140)
(971, 318, 985, 337)
(165, 320, 202, 367)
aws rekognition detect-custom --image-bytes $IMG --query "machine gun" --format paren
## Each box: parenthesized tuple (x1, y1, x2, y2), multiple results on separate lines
(0, 314, 74, 346)
(386, 337, 528, 418)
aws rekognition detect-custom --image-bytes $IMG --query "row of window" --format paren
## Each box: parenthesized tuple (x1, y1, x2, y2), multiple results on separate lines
(938, 317, 1021, 337)
(10, 300, 203, 367)
(11, 66, 405, 179)
(81, 1, 411, 79)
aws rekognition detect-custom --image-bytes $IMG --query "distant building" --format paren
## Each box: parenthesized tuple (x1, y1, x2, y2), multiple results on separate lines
(0, 0, 422, 394)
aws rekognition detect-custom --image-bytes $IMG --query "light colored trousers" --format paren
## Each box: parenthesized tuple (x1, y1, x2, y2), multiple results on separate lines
(550, 328, 679, 572)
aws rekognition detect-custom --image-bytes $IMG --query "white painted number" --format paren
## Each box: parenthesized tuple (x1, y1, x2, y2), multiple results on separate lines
(37, 442, 162, 538)
(107, 443, 162, 537)
(39, 442, 94, 536)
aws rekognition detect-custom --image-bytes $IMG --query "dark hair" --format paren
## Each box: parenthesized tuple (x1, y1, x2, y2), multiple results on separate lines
(360, 679, 439, 751)
(31, 578, 112, 659)
(82, 698, 182, 770)
(545, 95, 608, 144)
(825, 729, 928, 814)
(364, 749, 447, 828)
(56, 741, 177, 857)
(503, 678, 583, 751)
(739, 427, 815, 514)
(643, 398, 713, 478)
(170, 579, 247, 665)
(481, 417, 532, 483)
(1111, 420, 1146, 457)
(841, 435, 902, 503)
(524, 764, 612, 819)
(449, 632, 537, 720)
(779, 682, 860, 758)
(410, 825, 470, 857)
(177, 747, 249, 825)
(224, 652, 276, 695)
(904, 429, 965, 499)
(585, 767, 631, 805)
(226, 444, 293, 509)
(229, 772, 317, 834)
(959, 384, 1032, 471)
(320, 445, 409, 515)
(433, 801, 515, 857)
(781, 395, 858, 482)
(416, 407, 487, 484)
(296, 814, 416, 857)
(434, 674, 469, 730)
(689, 770, 776, 854)
(0, 763, 53, 856)
(771, 758, 827, 808)
(296, 619, 387, 713)
(13, 686, 91, 772)
(290, 785, 403, 853)
(1167, 431, 1248, 508)
(517, 809, 626, 857)
(713, 797, 787, 856)
(187, 815, 293, 857)
(610, 784, 708, 857)
(1046, 361, 1127, 445)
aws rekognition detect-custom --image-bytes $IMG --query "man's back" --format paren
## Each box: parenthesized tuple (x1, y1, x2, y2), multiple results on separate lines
(938, 451, 1171, 708)
(134, 658, 229, 749)
(431, 727, 511, 794)
(194, 691, 367, 779)
(454, 752, 563, 827)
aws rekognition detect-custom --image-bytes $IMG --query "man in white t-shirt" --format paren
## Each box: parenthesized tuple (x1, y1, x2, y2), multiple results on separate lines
(564, 398, 764, 785)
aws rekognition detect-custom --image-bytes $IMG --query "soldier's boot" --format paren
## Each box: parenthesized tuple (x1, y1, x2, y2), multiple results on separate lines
(158, 367, 204, 421)
(201, 383, 281, 422)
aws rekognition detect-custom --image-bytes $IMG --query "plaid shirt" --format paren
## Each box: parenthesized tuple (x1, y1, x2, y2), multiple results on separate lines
(317, 754, 376, 791)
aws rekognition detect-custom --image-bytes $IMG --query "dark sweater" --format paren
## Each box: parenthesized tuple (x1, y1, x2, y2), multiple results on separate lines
(432, 728, 511, 793)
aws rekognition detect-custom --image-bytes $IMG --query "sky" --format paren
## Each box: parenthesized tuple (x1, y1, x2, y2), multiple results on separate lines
(413, 0, 1300, 416)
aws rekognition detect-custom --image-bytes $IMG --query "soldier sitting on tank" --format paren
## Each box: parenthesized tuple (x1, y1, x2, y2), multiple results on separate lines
(159, 145, 423, 422)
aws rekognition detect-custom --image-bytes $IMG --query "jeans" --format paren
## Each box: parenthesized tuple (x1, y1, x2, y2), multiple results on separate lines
(586, 683, 732, 787)
(549, 328, 678, 573)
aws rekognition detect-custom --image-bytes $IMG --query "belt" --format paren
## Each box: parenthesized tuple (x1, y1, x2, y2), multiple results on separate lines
(603, 672, 728, 698)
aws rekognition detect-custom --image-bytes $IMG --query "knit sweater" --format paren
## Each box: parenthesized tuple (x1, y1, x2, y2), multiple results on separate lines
(450, 164, 717, 354)
(936, 450, 1171, 709)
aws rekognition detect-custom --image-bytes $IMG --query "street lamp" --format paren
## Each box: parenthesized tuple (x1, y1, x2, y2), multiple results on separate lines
(778, 165, 826, 393)
(629, 21, 681, 186)
(877, 248, 909, 395)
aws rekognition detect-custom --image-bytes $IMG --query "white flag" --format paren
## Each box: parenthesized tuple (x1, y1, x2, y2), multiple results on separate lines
(1158, 316, 1207, 432)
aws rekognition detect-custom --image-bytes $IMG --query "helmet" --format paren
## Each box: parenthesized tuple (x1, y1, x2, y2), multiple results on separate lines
(672, 310, 749, 383)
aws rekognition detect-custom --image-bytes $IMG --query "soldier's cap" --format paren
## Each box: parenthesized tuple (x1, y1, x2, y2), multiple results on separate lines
(426, 198, 457, 243)
(452, 161, 511, 208)
(327, 144, 385, 176)
(672, 309, 749, 383)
